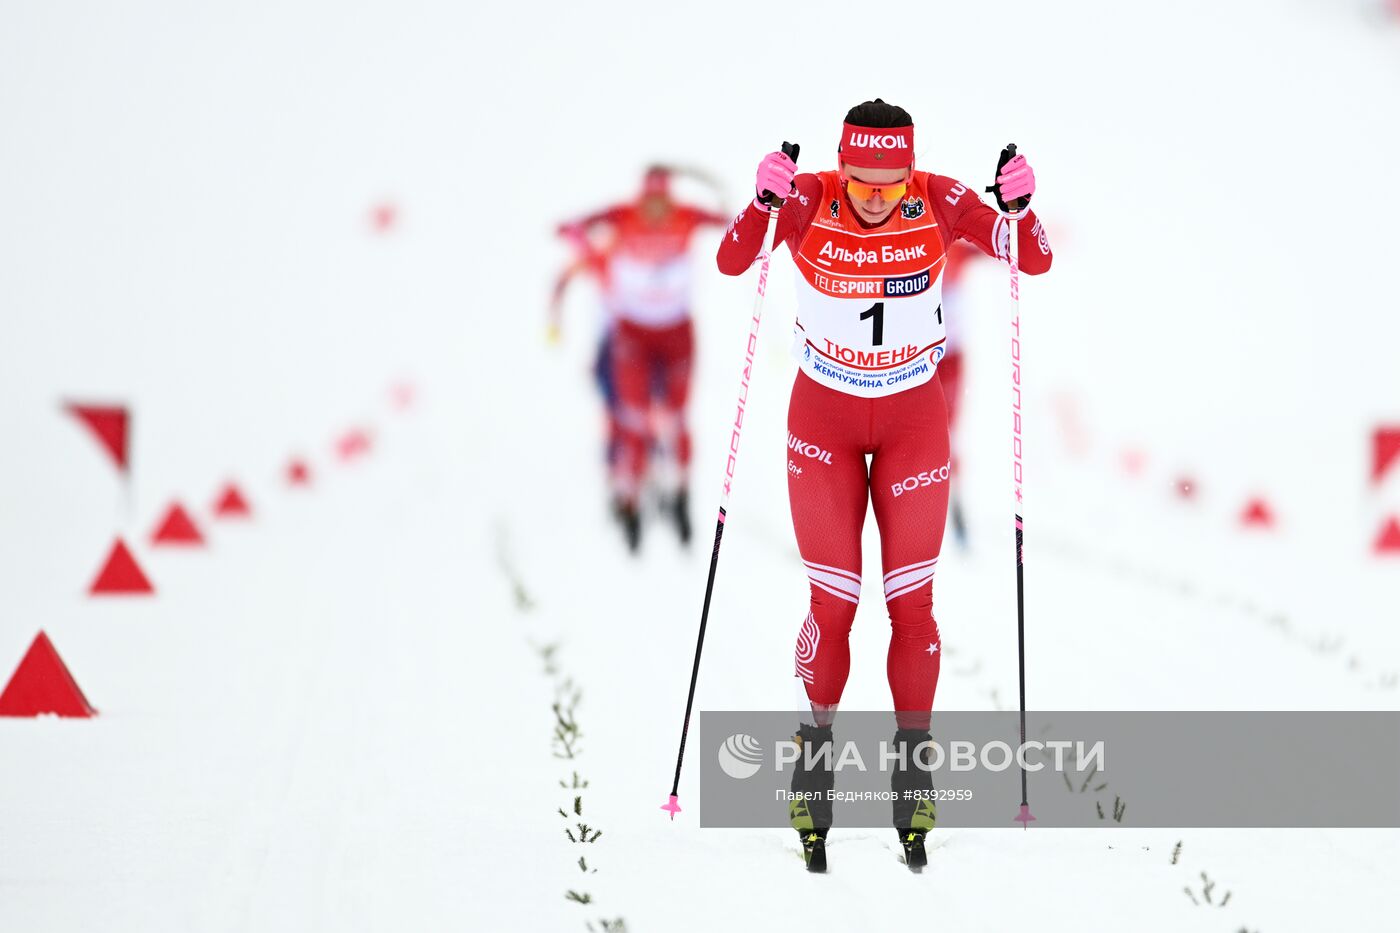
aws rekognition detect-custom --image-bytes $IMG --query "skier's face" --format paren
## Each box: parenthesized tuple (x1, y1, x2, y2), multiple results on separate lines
(640, 192, 673, 223)
(841, 163, 909, 225)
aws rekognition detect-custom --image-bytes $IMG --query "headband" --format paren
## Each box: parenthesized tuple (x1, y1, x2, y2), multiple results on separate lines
(839, 122, 915, 169)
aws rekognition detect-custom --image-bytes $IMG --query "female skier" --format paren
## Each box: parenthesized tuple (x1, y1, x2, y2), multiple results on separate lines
(716, 99, 1052, 870)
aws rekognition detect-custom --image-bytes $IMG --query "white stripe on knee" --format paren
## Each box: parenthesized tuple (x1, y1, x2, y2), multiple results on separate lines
(804, 561, 860, 604)
(883, 557, 938, 601)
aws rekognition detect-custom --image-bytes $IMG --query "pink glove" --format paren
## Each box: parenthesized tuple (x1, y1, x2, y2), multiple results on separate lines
(996, 154, 1035, 203)
(755, 150, 798, 203)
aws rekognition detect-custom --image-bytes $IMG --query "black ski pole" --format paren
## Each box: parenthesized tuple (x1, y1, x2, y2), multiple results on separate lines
(662, 141, 799, 820)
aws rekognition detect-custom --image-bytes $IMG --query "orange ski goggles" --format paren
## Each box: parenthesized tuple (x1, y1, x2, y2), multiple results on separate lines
(842, 172, 910, 203)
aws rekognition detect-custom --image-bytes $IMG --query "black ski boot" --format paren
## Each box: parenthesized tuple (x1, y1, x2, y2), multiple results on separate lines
(950, 497, 968, 550)
(899, 828, 929, 872)
(800, 827, 828, 873)
(671, 488, 692, 546)
(788, 723, 835, 873)
(890, 728, 937, 872)
(613, 499, 641, 554)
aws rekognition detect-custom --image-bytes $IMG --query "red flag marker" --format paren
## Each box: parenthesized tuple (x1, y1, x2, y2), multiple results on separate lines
(1174, 476, 1197, 499)
(1240, 497, 1276, 529)
(150, 502, 204, 546)
(370, 202, 397, 233)
(336, 428, 373, 462)
(0, 631, 96, 718)
(213, 483, 252, 518)
(390, 381, 416, 411)
(90, 538, 154, 595)
(286, 458, 311, 487)
(1373, 427, 1400, 486)
(1374, 516, 1400, 555)
(63, 402, 130, 472)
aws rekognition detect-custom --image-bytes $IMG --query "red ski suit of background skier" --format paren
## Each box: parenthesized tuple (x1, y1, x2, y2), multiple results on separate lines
(560, 197, 727, 506)
(717, 168, 1051, 728)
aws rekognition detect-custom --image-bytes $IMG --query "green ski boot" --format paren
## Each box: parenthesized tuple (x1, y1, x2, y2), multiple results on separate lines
(890, 727, 938, 872)
(788, 723, 835, 873)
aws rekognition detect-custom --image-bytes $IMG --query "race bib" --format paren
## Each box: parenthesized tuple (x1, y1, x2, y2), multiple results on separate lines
(790, 173, 948, 398)
(606, 254, 692, 326)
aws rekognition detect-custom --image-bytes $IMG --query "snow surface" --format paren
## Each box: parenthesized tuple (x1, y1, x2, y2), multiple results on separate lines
(2, 0, 1399, 930)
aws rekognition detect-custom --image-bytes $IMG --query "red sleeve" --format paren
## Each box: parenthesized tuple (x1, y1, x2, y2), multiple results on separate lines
(715, 174, 822, 276)
(551, 263, 574, 309)
(557, 205, 624, 247)
(928, 175, 1053, 275)
(550, 255, 599, 309)
(557, 205, 623, 273)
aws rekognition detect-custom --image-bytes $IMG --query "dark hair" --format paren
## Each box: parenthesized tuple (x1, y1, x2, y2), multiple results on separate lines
(843, 98, 913, 128)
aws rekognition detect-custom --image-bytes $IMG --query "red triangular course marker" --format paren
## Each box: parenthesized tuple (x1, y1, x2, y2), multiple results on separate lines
(371, 202, 397, 233)
(1374, 516, 1400, 555)
(63, 402, 130, 472)
(1373, 427, 1400, 486)
(0, 631, 96, 717)
(336, 428, 372, 462)
(390, 381, 416, 411)
(286, 458, 311, 487)
(90, 538, 154, 595)
(1240, 497, 1275, 529)
(213, 483, 252, 518)
(151, 502, 204, 546)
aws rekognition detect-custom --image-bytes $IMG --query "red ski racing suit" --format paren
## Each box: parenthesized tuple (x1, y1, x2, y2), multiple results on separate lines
(717, 169, 1052, 728)
(560, 200, 727, 504)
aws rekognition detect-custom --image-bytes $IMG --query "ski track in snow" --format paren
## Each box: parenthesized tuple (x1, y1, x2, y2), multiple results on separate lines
(4, 0, 1400, 930)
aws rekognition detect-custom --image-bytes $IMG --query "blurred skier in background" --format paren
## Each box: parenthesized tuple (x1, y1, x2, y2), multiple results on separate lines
(553, 166, 729, 553)
(717, 99, 1053, 871)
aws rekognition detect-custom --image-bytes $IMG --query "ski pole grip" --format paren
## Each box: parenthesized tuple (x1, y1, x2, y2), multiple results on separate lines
(997, 142, 1018, 173)
(760, 141, 801, 206)
(986, 142, 1026, 213)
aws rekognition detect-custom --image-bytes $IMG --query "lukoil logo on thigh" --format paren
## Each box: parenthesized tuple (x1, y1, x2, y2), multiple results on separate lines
(787, 432, 833, 465)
